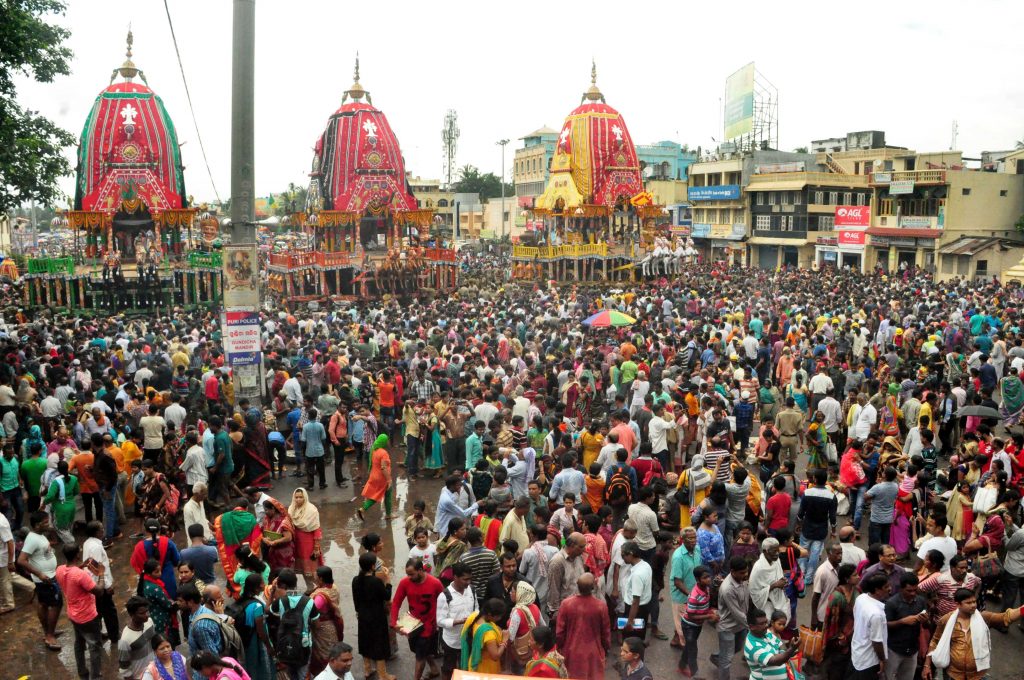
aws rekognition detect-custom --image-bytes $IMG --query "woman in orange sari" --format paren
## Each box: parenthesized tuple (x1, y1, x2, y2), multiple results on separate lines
(357, 434, 394, 521)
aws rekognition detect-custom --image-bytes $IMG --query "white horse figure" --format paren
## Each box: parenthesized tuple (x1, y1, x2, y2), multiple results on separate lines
(671, 243, 687, 274)
(639, 251, 656, 276)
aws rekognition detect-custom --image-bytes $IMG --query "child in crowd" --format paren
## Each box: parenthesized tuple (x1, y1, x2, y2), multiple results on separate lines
(407, 526, 436, 573)
(549, 493, 581, 539)
(488, 466, 514, 517)
(404, 499, 434, 547)
(583, 462, 606, 514)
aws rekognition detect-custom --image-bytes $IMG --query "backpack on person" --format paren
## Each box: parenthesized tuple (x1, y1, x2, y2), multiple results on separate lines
(605, 467, 632, 505)
(191, 612, 245, 663)
(275, 595, 312, 667)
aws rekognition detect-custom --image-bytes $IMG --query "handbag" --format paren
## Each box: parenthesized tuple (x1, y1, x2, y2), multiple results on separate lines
(975, 537, 1002, 580)
(512, 627, 535, 664)
(797, 625, 825, 664)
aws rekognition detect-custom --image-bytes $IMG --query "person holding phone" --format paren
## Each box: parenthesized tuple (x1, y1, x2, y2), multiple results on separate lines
(619, 541, 653, 639)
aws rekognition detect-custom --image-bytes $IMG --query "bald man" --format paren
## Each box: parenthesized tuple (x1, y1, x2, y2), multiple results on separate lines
(838, 525, 866, 567)
(556, 573, 611, 680)
(546, 532, 586, 621)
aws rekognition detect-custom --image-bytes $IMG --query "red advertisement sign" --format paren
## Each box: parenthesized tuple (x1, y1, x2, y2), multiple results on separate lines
(838, 229, 866, 246)
(835, 205, 870, 227)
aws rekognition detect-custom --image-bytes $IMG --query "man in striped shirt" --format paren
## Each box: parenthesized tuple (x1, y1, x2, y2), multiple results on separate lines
(742, 608, 799, 680)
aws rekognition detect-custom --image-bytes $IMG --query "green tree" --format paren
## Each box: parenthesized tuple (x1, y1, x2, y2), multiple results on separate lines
(275, 182, 308, 217)
(0, 1, 75, 213)
(452, 164, 514, 200)
(793, 146, 809, 153)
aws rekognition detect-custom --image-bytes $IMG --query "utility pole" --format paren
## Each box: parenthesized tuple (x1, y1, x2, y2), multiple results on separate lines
(497, 138, 509, 240)
(226, 0, 262, 406)
(231, 0, 255, 237)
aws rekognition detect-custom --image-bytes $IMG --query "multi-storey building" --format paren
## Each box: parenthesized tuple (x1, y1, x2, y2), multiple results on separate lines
(513, 126, 558, 208)
(822, 141, 1024, 279)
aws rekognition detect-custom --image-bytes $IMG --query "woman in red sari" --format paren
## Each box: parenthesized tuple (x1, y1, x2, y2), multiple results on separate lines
(259, 496, 294, 571)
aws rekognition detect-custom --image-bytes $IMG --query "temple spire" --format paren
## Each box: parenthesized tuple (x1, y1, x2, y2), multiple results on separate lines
(583, 58, 604, 103)
(111, 26, 147, 85)
(343, 52, 371, 104)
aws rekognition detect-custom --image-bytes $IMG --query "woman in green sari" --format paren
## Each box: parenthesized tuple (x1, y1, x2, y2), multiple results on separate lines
(42, 459, 79, 545)
(137, 558, 175, 638)
(1000, 367, 1024, 427)
(460, 598, 507, 673)
(435, 517, 468, 583)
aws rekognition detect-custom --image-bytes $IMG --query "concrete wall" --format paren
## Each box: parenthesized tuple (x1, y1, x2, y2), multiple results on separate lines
(944, 171, 1024, 236)
(646, 179, 688, 205)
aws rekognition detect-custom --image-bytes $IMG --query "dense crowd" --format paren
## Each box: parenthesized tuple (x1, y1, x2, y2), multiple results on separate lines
(4, 262, 1024, 680)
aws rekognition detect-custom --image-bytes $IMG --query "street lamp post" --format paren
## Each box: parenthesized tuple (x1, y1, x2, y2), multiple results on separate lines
(497, 139, 509, 240)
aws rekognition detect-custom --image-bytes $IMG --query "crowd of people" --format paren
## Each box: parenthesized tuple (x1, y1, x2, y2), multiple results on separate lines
(4, 261, 1024, 680)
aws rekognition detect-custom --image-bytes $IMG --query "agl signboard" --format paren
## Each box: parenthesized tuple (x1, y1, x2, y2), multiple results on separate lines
(835, 205, 870, 228)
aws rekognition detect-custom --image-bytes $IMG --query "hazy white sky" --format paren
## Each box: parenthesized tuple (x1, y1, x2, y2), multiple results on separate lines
(15, 0, 1024, 206)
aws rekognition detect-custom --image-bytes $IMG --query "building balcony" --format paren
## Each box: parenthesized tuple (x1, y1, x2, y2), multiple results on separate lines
(750, 171, 869, 187)
(873, 214, 939, 230)
(751, 229, 808, 240)
(870, 170, 947, 186)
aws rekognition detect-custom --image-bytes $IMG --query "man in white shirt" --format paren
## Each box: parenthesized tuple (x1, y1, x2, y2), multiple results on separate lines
(473, 397, 499, 430)
(818, 389, 844, 446)
(0, 382, 14, 409)
(133, 361, 154, 388)
(854, 395, 876, 442)
(810, 543, 842, 630)
(180, 431, 209, 487)
(436, 563, 478, 680)
(808, 366, 834, 411)
(39, 390, 64, 419)
(595, 433, 621, 476)
(313, 642, 356, 680)
(838, 526, 867, 567)
(620, 540, 653, 637)
(138, 404, 166, 460)
(850, 572, 891, 676)
(0, 511, 14, 613)
(163, 394, 187, 434)
(283, 374, 304, 405)
(82, 521, 119, 641)
(915, 513, 957, 573)
(511, 387, 530, 423)
(182, 484, 214, 541)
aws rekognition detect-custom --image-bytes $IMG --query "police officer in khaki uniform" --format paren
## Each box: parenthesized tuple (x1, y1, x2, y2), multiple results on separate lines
(774, 397, 806, 463)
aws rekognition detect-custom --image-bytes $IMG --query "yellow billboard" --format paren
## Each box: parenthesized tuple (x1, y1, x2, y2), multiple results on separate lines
(724, 62, 755, 140)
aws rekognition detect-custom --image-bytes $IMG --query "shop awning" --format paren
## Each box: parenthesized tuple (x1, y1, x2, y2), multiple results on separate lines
(866, 227, 941, 239)
(937, 237, 1011, 256)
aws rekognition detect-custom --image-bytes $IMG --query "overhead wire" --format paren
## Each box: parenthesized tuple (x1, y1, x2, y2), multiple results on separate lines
(162, 0, 222, 205)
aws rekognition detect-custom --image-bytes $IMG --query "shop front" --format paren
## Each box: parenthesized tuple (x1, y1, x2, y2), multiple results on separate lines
(836, 229, 866, 272)
(708, 223, 747, 266)
(751, 236, 804, 269)
(815, 241, 838, 268)
(690, 222, 711, 262)
(867, 231, 939, 273)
